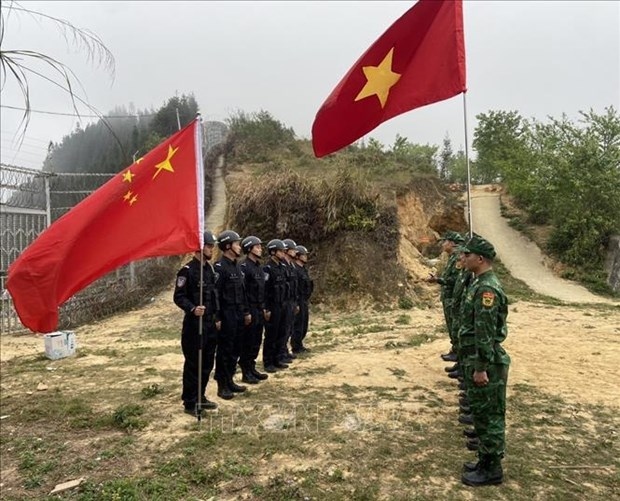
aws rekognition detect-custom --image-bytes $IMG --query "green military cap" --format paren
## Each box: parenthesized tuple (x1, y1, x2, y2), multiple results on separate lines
(439, 230, 466, 244)
(462, 235, 496, 260)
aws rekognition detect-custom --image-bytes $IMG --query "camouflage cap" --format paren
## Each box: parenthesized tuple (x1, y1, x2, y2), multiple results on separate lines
(462, 235, 496, 260)
(439, 231, 466, 244)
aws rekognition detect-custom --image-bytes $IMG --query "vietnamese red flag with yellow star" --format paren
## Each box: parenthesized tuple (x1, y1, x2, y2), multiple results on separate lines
(312, 0, 466, 157)
(6, 119, 205, 333)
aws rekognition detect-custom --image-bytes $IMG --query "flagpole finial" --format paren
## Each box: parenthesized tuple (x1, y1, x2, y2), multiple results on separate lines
(195, 112, 202, 123)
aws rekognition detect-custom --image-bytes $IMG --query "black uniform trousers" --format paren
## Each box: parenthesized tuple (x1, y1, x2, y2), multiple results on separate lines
(263, 305, 285, 367)
(279, 300, 295, 358)
(181, 316, 217, 408)
(291, 300, 309, 351)
(239, 305, 264, 369)
(215, 308, 244, 383)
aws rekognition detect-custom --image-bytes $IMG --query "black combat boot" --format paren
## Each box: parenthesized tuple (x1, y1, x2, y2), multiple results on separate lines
(441, 351, 458, 362)
(461, 455, 503, 486)
(458, 382, 466, 391)
(251, 363, 269, 380)
(241, 368, 259, 385)
(228, 379, 247, 393)
(448, 370, 462, 379)
(264, 365, 278, 373)
(445, 363, 459, 372)
(458, 414, 474, 425)
(466, 438, 479, 451)
(217, 380, 234, 400)
(459, 404, 471, 414)
(463, 428, 478, 439)
(459, 396, 469, 407)
(462, 460, 479, 472)
(198, 397, 218, 410)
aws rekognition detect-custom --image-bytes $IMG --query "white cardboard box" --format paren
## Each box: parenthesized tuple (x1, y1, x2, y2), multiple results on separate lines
(43, 331, 77, 360)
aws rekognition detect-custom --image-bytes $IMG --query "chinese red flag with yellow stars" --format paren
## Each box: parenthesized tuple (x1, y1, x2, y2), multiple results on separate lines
(7, 119, 205, 333)
(312, 0, 466, 157)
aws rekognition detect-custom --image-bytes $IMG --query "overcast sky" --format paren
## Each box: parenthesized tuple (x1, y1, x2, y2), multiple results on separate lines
(1, 0, 619, 170)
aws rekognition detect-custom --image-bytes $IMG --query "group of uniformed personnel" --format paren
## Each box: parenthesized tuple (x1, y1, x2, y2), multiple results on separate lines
(173, 230, 313, 414)
(428, 231, 510, 487)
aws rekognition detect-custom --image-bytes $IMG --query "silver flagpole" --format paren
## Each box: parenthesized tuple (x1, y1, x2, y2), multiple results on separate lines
(462, 92, 473, 238)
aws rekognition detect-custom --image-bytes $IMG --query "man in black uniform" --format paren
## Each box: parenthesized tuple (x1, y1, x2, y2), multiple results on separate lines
(280, 238, 299, 363)
(214, 230, 252, 399)
(291, 245, 313, 354)
(239, 236, 269, 384)
(173, 230, 220, 415)
(263, 239, 289, 373)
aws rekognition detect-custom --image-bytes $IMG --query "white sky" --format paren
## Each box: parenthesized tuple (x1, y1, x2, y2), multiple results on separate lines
(1, 0, 619, 169)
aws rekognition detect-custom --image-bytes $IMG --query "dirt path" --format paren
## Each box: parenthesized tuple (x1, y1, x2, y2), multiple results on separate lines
(205, 156, 227, 233)
(469, 186, 615, 304)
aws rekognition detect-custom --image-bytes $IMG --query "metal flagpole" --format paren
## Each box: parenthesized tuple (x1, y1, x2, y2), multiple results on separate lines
(195, 115, 205, 422)
(195, 250, 204, 422)
(463, 92, 473, 238)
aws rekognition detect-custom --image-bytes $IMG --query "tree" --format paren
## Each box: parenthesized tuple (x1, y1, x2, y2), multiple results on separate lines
(472, 110, 530, 183)
(438, 133, 453, 180)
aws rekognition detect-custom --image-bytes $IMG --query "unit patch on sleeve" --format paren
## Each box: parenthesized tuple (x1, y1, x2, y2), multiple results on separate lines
(176, 276, 187, 288)
(482, 291, 495, 307)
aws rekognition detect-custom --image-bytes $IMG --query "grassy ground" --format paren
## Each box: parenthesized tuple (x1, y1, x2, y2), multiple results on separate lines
(1, 296, 619, 500)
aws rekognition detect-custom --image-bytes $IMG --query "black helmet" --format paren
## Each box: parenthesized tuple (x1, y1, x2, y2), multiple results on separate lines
(242, 236, 262, 254)
(282, 238, 297, 250)
(217, 230, 241, 250)
(203, 230, 217, 246)
(295, 245, 308, 255)
(267, 239, 286, 254)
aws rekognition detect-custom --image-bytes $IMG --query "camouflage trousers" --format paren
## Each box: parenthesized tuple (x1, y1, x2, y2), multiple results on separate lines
(463, 360, 510, 459)
(441, 298, 455, 347)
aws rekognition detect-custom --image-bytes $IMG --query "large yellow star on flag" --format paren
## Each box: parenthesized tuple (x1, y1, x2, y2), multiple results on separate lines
(122, 169, 135, 183)
(153, 145, 178, 179)
(355, 48, 401, 108)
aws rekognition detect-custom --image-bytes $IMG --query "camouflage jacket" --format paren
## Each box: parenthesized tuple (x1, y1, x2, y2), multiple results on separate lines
(458, 270, 509, 371)
(437, 253, 460, 302)
(451, 267, 474, 336)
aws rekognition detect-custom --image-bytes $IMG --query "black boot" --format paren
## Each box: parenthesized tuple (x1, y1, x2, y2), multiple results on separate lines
(461, 455, 503, 486)
(241, 368, 259, 385)
(458, 414, 474, 425)
(459, 396, 469, 407)
(458, 381, 466, 391)
(251, 364, 269, 380)
(448, 370, 462, 379)
(466, 438, 479, 451)
(445, 363, 459, 372)
(217, 380, 234, 400)
(441, 351, 458, 362)
(228, 379, 247, 393)
(463, 428, 478, 439)
(462, 461, 479, 472)
(264, 364, 278, 373)
(198, 397, 218, 410)
(459, 404, 471, 414)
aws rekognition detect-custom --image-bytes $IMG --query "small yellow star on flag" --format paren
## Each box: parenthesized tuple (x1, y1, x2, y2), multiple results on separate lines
(355, 48, 401, 108)
(153, 145, 178, 179)
(129, 194, 138, 206)
(123, 190, 133, 201)
(122, 170, 135, 183)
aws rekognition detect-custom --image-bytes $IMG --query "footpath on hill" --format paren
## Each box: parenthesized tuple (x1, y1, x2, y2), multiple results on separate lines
(469, 185, 615, 304)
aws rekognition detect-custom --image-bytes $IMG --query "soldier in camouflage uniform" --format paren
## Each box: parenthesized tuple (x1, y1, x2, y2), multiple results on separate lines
(451, 247, 477, 442)
(458, 235, 510, 486)
(427, 231, 466, 362)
